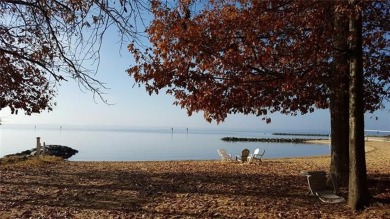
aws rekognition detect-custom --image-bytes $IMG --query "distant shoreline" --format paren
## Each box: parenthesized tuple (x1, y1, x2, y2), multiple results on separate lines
(300, 137, 389, 153)
(272, 133, 330, 137)
(302, 139, 331, 145)
(296, 138, 387, 144)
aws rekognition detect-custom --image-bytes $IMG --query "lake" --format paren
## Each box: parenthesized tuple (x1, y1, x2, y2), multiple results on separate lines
(0, 125, 331, 161)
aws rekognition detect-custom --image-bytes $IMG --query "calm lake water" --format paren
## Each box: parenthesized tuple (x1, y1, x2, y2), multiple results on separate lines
(0, 125, 331, 161)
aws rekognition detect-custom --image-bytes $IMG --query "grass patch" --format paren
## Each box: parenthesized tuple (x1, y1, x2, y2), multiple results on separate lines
(0, 155, 63, 167)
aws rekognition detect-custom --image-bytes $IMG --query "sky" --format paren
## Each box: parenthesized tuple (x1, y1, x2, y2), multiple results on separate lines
(0, 21, 389, 133)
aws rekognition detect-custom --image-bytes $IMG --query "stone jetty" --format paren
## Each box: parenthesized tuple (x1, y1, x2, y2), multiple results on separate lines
(5, 145, 78, 159)
(221, 137, 323, 143)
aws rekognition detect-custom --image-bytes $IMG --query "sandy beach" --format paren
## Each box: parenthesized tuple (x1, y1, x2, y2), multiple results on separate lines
(0, 139, 389, 218)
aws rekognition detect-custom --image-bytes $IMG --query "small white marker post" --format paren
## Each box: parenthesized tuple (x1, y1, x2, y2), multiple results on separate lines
(36, 137, 41, 157)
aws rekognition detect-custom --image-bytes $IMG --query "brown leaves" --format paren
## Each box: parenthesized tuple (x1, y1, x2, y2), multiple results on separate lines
(0, 51, 55, 115)
(1, 0, 145, 114)
(127, 0, 389, 123)
(128, 0, 331, 122)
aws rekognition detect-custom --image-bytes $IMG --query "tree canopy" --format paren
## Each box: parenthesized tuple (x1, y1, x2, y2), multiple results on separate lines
(1, 0, 147, 115)
(127, 0, 389, 123)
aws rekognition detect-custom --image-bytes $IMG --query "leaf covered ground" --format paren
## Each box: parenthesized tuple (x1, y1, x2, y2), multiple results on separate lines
(1, 140, 389, 218)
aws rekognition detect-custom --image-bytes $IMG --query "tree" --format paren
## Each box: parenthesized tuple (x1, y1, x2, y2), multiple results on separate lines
(128, 0, 389, 185)
(1, 0, 147, 115)
(329, 0, 389, 187)
(329, 0, 351, 186)
(130, 0, 332, 120)
(127, 0, 389, 210)
(347, 0, 370, 209)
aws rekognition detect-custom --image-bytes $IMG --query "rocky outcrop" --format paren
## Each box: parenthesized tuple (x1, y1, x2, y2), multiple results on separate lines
(5, 145, 78, 159)
(221, 137, 323, 143)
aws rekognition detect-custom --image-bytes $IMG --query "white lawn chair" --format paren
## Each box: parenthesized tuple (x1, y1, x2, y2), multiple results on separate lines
(217, 149, 234, 162)
(248, 148, 265, 164)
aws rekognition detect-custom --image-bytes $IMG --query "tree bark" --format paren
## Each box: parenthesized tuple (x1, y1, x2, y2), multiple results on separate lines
(329, 1, 350, 187)
(347, 0, 370, 210)
(329, 88, 350, 187)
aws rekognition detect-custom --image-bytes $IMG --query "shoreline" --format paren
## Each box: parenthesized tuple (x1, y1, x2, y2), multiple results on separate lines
(303, 137, 390, 153)
(2, 138, 387, 162)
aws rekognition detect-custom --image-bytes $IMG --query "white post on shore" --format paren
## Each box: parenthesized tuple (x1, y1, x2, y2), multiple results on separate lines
(36, 137, 41, 157)
(42, 142, 46, 156)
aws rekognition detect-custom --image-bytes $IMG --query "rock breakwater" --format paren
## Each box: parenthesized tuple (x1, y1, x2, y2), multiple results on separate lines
(221, 137, 323, 143)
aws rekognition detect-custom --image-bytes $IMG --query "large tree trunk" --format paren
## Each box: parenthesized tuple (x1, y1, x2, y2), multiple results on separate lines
(348, 0, 370, 210)
(329, 1, 350, 187)
(329, 89, 349, 187)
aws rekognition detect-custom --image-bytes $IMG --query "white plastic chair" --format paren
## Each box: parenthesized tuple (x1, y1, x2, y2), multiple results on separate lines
(217, 149, 234, 162)
(248, 148, 265, 164)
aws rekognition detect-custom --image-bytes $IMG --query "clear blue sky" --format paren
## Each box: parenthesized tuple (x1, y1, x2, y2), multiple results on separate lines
(0, 29, 389, 133)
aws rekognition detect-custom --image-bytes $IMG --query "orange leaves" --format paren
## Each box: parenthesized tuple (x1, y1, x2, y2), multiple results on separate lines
(127, 0, 389, 123)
